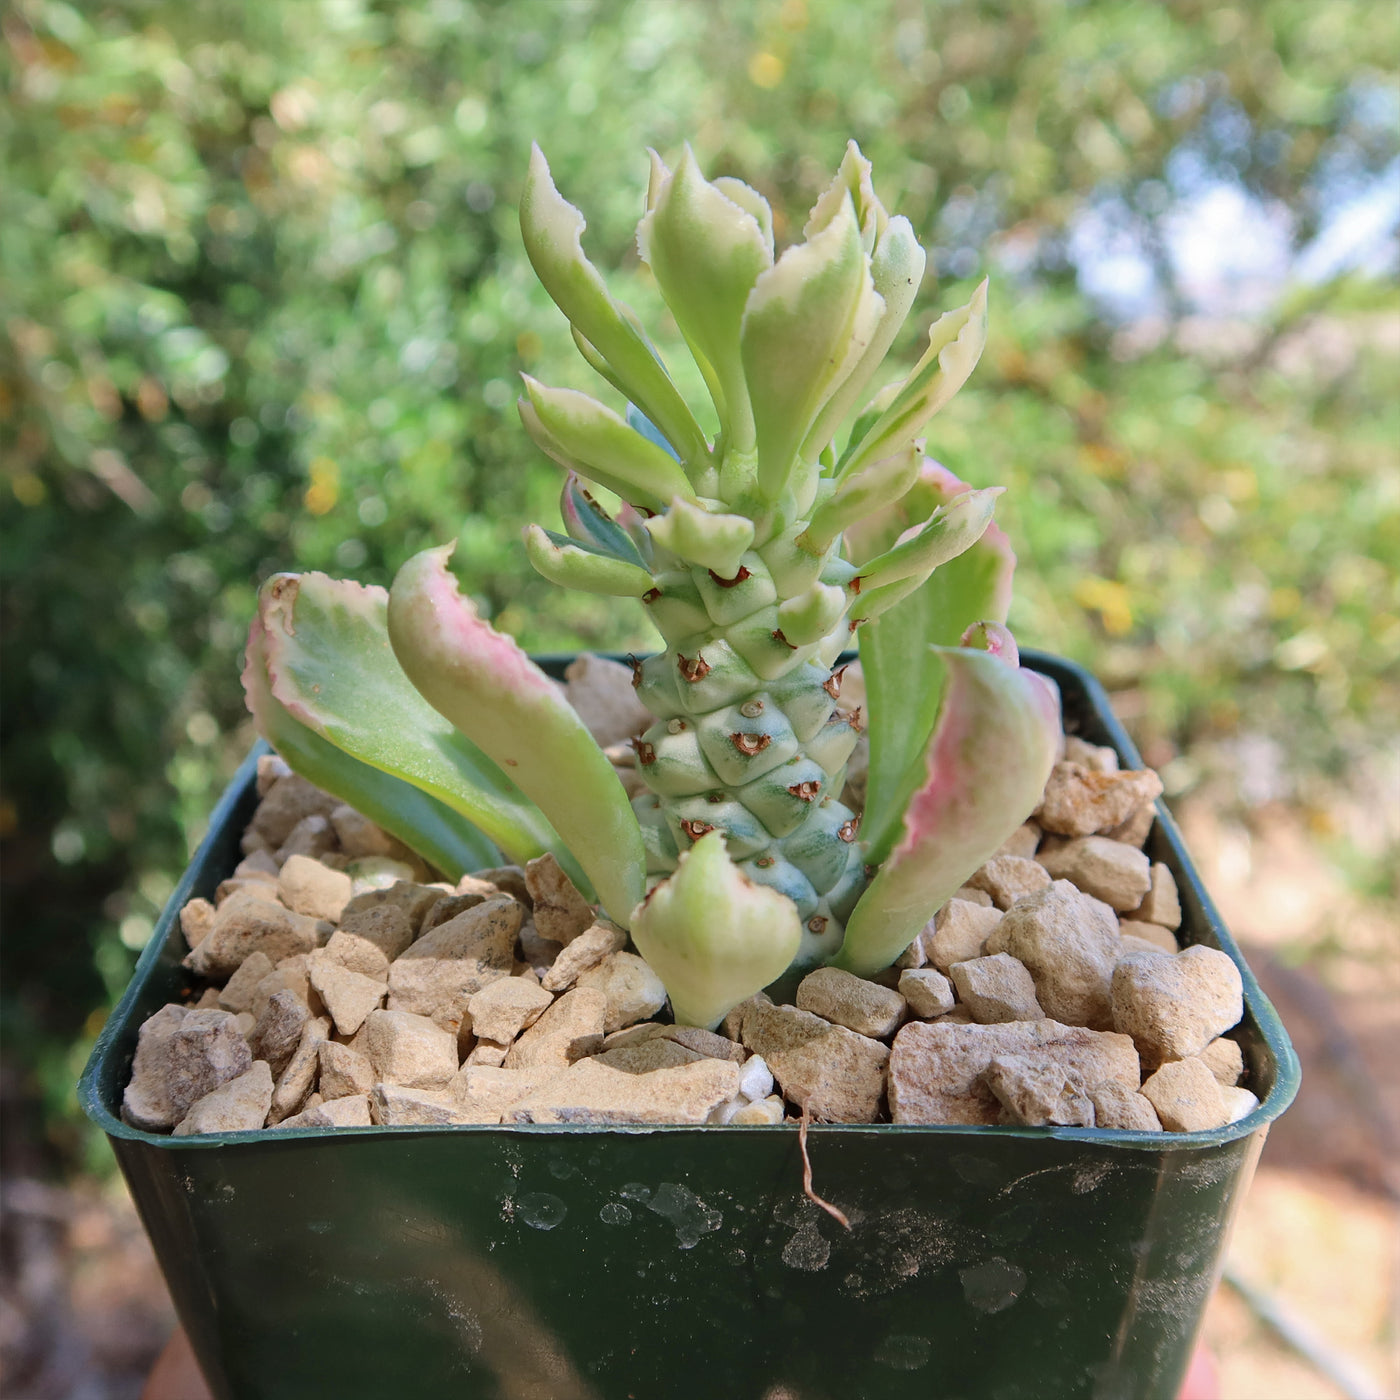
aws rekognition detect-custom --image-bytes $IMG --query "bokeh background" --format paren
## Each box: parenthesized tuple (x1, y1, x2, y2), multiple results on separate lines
(2, 1, 1397, 1395)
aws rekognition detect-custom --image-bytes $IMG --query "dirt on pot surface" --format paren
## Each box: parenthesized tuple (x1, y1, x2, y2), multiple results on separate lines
(5, 1119, 1394, 1398)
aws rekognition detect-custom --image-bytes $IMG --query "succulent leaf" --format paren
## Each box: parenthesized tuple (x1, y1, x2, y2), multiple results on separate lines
(798, 442, 922, 554)
(637, 145, 770, 451)
(962, 619, 1020, 662)
(776, 582, 848, 647)
(520, 144, 709, 468)
(519, 376, 695, 513)
(626, 404, 682, 463)
(852, 462, 1017, 862)
(740, 191, 882, 502)
(505, 145, 1029, 995)
(644, 496, 755, 578)
(691, 552, 778, 626)
(246, 572, 559, 871)
(630, 830, 802, 1029)
(757, 528, 838, 597)
(832, 646, 1061, 976)
(641, 568, 713, 643)
(712, 176, 775, 259)
(841, 278, 989, 479)
(852, 486, 1004, 604)
(645, 147, 670, 212)
(559, 473, 648, 566)
(243, 610, 499, 877)
(804, 139, 886, 248)
(387, 545, 646, 925)
(524, 524, 655, 597)
(802, 215, 926, 463)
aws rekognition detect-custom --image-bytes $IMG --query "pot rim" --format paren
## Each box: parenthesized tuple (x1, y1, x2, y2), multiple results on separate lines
(78, 649, 1300, 1153)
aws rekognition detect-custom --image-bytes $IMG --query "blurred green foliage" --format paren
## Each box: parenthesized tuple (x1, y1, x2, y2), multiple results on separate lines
(2, 0, 1396, 1168)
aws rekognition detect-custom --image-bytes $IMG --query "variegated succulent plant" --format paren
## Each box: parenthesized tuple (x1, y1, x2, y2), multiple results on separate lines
(244, 142, 1062, 1030)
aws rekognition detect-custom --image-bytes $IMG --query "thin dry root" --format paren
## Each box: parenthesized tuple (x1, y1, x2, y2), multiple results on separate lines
(798, 1104, 851, 1231)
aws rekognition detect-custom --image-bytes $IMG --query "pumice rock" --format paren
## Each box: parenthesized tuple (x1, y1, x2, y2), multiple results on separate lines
(320, 927, 391, 981)
(336, 904, 416, 966)
(1111, 946, 1243, 1061)
(897, 968, 957, 1020)
(965, 854, 1052, 910)
(269, 1015, 332, 1123)
(504, 1056, 741, 1126)
(1140, 1056, 1229, 1133)
(317, 1040, 376, 1100)
(277, 853, 353, 922)
(362, 1009, 459, 1090)
(1037, 836, 1152, 913)
(574, 952, 669, 1034)
(888, 1019, 1138, 1126)
(123, 1006, 253, 1132)
(250, 773, 338, 849)
(184, 888, 322, 980)
(180, 898, 216, 949)
(981, 1054, 1095, 1127)
(1036, 762, 1163, 838)
(524, 853, 594, 944)
(1089, 1080, 1163, 1131)
(386, 895, 521, 1031)
(1131, 862, 1182, 930)
(280, 1093, 374, 1129)
(925, 899, 1003, 974)
(217, 951, 276, 1014)
(949, 954, 1045, 1025)
(248, 990, 311, 1076)
(342, 881, 446, 934)
(990, 880, 1121, 1029)
(308, 952, 387, 1037)
(1062, 737, 1119, 773)
(466, 976, 554, 1043)
(540, 921, 629, 992)
(173, 1061, 275, 1136)
(740, 1002, 888, 1124)
(503, 987, 607, 1070)
(369, 1084, 471, 1127)
(796, 966, 907, 1040)
(1198, 1036, 1245, 1087)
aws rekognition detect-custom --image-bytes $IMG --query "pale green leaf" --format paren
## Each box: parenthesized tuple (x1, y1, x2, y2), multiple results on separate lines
(247, 573, 562, 874)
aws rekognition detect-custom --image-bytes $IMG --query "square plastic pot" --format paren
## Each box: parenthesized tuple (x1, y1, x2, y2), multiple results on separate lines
(80, 651, 1298, 1400)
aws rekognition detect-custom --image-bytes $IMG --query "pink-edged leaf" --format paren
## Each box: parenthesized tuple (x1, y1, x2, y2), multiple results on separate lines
(852, 460, 1018, 863)
(961, 620, 1019, 663)
(247, 572, 565, 873)
(242, 602, 501, 878)
(832, 645, 1060, 976)
(388, 544, 646, 926)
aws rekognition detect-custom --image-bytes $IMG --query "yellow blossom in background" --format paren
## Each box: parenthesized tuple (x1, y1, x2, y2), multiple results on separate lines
(11, 473, 46, 506)
(748, 51, 784, 88)
(1073, 576, 1134, 637)
(304, 456, 339, 515)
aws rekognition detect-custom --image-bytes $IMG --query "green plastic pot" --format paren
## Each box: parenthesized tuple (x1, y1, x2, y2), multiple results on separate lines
(80, 651, 1298, 1400)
